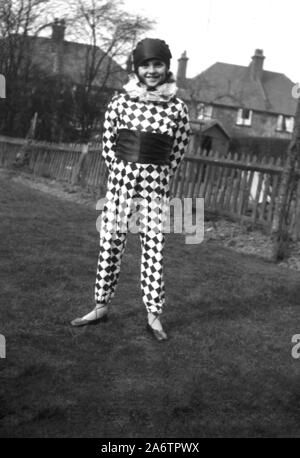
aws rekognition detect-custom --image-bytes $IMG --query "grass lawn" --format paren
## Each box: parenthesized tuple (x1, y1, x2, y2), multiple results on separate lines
(0, 171, 300, 438)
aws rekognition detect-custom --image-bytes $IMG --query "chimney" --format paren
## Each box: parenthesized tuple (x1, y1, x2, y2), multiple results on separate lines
(177, 51, 188, 87)
(250, 49, 265, 81)
(51, 18, 66, 42)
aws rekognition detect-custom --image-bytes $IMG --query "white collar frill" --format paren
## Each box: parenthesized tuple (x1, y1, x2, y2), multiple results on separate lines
(123, 74, 178, 103)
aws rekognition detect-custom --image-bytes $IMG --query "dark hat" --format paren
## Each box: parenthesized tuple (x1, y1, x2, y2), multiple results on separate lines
(132, 38, 172, 73)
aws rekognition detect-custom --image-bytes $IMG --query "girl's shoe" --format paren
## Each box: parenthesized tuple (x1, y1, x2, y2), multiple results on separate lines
(70, 305, 108, 327)
(146, 322, 168, 341)
(70, 315, 108, 327)
(146, 314, 168, 342)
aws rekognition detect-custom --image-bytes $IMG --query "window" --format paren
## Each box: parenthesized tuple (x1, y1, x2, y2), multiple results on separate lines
(236, 108, 252, 126)
(197, 103, 213, 120)
(276, 115, 294, 133)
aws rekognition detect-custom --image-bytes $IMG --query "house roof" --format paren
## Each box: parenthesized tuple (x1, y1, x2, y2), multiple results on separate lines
(201, 119, 230, 138)
(190, 119, 230, 138)
(188, 62, 297, 116)
(16, 34, 127, 90)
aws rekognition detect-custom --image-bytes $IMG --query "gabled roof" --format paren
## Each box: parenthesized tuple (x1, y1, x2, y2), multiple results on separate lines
(189, 62, 297, 116)
(12, 34, 127, 90)
(190, 119, 230, 138)
(201, 119, 230, 138)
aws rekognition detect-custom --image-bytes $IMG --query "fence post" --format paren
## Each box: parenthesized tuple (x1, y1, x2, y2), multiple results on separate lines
(71, 143, 89, 185)
(271, 97, 300, 260)
(13, 112, 38, 167)
(292, 177, 300, 240)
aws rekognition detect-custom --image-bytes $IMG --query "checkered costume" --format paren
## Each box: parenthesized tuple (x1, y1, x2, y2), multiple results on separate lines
(95, 78, 191, 315)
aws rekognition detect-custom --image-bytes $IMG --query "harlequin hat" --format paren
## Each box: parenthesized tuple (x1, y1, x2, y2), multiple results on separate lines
(132, 38, 172, 73)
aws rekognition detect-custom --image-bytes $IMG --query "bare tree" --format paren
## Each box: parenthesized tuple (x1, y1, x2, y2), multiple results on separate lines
(0, 0, 53, 135)
(0, 0, 154, 141)
(64, 0, 154, 140)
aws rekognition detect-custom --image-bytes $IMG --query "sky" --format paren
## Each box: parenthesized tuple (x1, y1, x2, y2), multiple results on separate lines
(123, 0, 300, 83)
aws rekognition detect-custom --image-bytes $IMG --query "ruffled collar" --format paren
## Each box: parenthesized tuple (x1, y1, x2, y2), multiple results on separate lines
(123, 73, 178, 103)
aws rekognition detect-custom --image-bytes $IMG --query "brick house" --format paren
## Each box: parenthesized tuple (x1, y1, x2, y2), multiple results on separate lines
(27, 18, 127, 91)
(177, 49, 297, 141)
(7, 18, 128, 139)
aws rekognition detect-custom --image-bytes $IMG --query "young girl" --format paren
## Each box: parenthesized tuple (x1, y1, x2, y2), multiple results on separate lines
(71, 38, 191, 341)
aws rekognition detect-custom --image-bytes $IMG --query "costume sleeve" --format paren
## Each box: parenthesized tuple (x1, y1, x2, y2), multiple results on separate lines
(169, 101, 191, 178)
(102, 95, 119, 172)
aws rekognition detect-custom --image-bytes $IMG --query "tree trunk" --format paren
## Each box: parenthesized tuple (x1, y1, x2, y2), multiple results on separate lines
(271, 97, 300, 261)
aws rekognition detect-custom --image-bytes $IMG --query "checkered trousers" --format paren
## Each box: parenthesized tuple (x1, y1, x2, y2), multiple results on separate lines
(95, 158, 170, 315)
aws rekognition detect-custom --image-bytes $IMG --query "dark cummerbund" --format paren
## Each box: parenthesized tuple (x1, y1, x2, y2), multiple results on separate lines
(115, 129, 173, 165)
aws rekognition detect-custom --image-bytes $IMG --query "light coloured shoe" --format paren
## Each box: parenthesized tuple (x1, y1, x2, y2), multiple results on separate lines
(70, 314, 108, 327)
(146, 323, 168, 341)
(146, 315, 168, 342)
(70, 305, 108, 327)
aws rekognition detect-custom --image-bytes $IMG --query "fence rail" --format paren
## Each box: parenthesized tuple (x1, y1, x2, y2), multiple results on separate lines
(0, 135, 107, 192)
(1, 134, 300, 240)
(171, 149, 300, 240)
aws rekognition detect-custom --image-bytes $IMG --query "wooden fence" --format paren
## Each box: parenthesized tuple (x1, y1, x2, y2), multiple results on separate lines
(0, 134, 108, 191)
(1, 134, 300, 239)
(171, 149, 300, 239)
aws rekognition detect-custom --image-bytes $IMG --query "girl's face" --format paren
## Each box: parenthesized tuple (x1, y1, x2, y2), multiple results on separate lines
(137, 59, 168, 89)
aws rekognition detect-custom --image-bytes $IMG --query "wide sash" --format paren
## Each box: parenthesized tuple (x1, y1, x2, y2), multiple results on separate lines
(115, 129, 173, 165)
